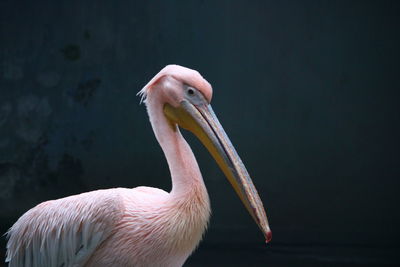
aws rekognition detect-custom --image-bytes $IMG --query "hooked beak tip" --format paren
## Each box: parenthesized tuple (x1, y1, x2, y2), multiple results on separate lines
(265, 229, 272, 244)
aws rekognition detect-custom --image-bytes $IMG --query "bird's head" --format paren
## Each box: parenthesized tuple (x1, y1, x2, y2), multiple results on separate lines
(139, 65, 272, 243)
(138, 65, 212, 107)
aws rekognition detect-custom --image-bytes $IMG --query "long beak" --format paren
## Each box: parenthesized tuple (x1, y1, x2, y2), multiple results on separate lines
(164, 99, 272, 243)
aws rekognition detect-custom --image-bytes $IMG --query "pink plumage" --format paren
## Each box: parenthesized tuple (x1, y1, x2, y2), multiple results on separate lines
(6, 65, 271, 267)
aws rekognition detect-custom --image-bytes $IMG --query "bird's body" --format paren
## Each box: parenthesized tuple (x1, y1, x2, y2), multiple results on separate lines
(7, 186, 209, 266)
(6, 65, 270, 267)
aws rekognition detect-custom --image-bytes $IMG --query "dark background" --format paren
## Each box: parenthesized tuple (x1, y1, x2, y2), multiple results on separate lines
(1, 0, 399, 266)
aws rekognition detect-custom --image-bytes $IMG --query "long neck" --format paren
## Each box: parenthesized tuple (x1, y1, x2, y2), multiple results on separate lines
(145, 92, 207, 199)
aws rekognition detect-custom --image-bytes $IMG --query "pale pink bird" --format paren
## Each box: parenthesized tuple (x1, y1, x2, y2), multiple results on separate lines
(6, 65, 271, 267)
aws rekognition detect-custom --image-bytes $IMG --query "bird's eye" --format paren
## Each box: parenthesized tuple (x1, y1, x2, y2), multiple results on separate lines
(187, 88, 195, 96)
(185, 86, 204, 105)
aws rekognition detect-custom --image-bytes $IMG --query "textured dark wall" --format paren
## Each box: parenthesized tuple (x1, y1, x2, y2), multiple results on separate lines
(1, 0, 399, 264)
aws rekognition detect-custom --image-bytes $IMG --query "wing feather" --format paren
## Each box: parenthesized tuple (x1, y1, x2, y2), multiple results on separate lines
(6, 189, 124, 267)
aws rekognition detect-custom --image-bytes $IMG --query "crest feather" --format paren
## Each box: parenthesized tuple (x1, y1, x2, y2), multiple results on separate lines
(137, 87, 147, 104)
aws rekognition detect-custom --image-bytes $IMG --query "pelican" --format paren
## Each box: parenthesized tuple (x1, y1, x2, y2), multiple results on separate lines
(6, 65, 271, 267)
